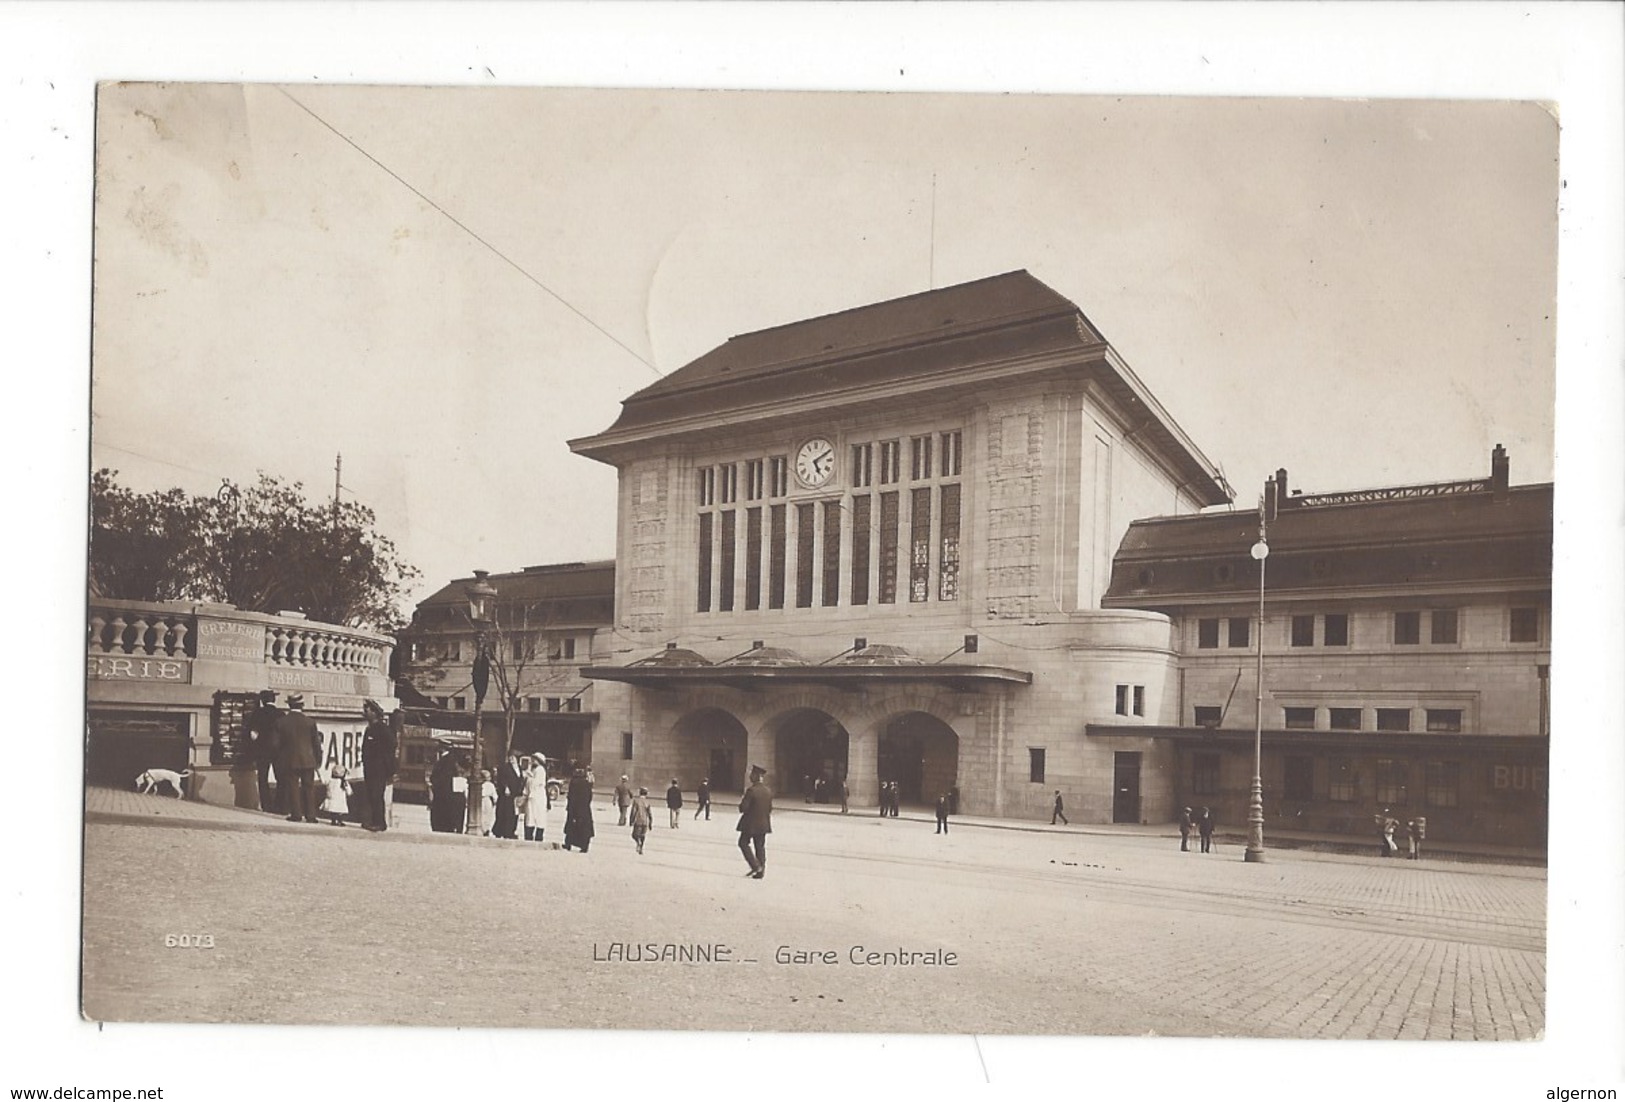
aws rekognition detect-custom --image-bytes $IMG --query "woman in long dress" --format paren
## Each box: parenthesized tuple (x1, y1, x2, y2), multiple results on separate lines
(563, 767, 595, 852)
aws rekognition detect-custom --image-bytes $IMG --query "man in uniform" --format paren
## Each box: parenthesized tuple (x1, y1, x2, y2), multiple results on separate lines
(737, 764, 773, 879)
(359, 700, 397, 832)
(275, 694, 320, 823)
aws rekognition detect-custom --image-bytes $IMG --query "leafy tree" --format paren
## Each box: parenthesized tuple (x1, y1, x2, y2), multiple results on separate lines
(90, 468, 419, 632)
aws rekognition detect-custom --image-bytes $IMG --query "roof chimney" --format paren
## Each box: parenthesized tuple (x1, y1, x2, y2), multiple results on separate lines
(1491, 444, 1510, 501)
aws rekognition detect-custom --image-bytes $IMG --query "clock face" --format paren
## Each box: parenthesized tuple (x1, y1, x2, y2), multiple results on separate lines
(795, 437, 836, 488)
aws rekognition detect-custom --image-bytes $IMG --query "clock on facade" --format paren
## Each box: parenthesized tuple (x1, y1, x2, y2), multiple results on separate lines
(794, 437, 837, 488)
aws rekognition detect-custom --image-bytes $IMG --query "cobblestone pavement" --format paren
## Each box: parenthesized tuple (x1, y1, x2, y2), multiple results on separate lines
(80, 795, 1545, 1039)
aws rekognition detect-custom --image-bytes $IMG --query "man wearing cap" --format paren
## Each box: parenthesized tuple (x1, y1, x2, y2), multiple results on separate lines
(613, 775, 633, 826)
(736, 764, 773, 879)
(359, 700, 397, 832)
(275, 694, 321, 823)
(244, 690, 282, 813)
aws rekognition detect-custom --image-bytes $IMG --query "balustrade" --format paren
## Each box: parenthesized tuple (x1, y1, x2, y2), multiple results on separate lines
(88, 600, 389, 674)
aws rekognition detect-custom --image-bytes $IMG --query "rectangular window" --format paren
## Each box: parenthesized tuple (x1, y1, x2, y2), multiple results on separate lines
(1192, 752, 1220, 796)
(938, 483, 961, 601)
(1324, 613, 1349, 646)
(1228, 617, 1251, 648)
(850, 496, 871, 606)
(1132, 685, 1145, 717)
(910, 435, 934, 481)
(1425, 708, 1463, 733)
(1394, 611, 1421, 645)
(1329, 707, 1362, 731)
(879, 440, 901, 485)
(1431, 609, 1458, 645)
(718, 510, 737, 612)
(1426, 761, 1460, 808)
(563, 637, 576, 660)
(768, 504, 787, 610)
(745, 508, 762, 610)
(565, 697, 582, 713)
(1329, 759, 1357, 802)
(1510, 607, 1540, 643)
(1284, 707, 1316, 730)
(850, 443, 873, 488)
(718, 464, 738, 504)
(622, 731, 634, 760)
(1028, 748, 1046, 784)
(821, 500, 842, 607)
(795, 503, 815, 609)
(527, 697, 540, 713)
(909, 487, 931, 602)
(745, 459, 765, 501)
(940, 430, 962, 477)
(1376, 708, 1411, 733)
(452, 696, 466, 711)
(546, 698, 561, 712)
(1115, 685, 1129, 716)
(1194, 705, 1221, 728)
(1197, 618, 1220, 649)
(1291, 614, 1315, 647)
(878, 492, 899, 604)
(697, 467, 715, 507)
(1284, 756, 1314, 801)
(697, 513, 713, 612)
(1376, 759, 1408, 805)
(769, 456, 789, 498)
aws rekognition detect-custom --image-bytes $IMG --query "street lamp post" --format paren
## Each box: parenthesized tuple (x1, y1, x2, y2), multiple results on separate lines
(464, 571, 496, 836)
(1245, 526, 1269, 863)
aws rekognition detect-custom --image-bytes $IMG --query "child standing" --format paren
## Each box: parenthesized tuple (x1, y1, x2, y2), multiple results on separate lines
(321, 766, 350, 827)
(476, 770, 497, 836)
(630, 786, 653, 854)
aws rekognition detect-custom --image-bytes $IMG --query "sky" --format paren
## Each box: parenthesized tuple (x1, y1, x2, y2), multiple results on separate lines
(89, 84, 1560, 608)
(12, 3, 1624, 1096)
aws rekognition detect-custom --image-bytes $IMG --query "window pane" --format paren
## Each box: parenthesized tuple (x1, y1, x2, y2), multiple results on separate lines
(745, 507, 762, 610)
(909, 487, 931, 602)
(1291, 615, 1315, 647)
(1329, 707, 1362, 731)
(1198, 618, 1220, 649)
(878, 492, 899, 604)
(1394, 611, 1420, 645)
(1029, 748, 1045, 784)
(697, 513, 713, 612)
(1329, 759, 1357, 802)
(1376, 708, 1411, 732)
(1510, 607, 1539, 643)
(850, 495, 870, 606)
(795, 503, 815, 608)
(1194, 706, 1222, 727)
(718, 510, 736, 612)
(1115, 685, 1128, 716)
(938, 483, 961, 601)
(1426, 761, 1459, 807)
(1431, 609, 1458, 645)
(1132, 685, 1145, 717)
(768, 504, 786, 610)
(1376, 758, 1408, 805)
(1324, 614, 1349, 646)
(1425, 708, 1462, 733)
(1284, 707, 1316, 730)
(1228, 617, 1250, 647)
(821, 500, 841, 607)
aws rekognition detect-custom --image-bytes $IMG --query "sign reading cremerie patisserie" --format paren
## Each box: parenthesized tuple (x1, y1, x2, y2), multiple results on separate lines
(195, 619, 266, 662)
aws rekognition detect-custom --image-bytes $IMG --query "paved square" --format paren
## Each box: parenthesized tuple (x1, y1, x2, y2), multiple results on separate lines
(81, 796, 1544, 1038)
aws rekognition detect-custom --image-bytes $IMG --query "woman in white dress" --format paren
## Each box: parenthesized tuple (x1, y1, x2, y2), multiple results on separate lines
(521, 758, 547, 843)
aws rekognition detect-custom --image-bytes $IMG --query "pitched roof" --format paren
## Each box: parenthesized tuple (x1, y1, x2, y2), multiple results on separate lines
(570, 270, 1231, 505)
(416, 560, 615, 611)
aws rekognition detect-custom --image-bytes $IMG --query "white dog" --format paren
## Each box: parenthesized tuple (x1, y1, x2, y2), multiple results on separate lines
(135, 768, 191, 798)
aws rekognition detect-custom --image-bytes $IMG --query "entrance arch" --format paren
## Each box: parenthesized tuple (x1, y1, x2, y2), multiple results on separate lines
(878, 711, 959, 808)
(672, 708, 748, 792)
(767, 708, 849, 804)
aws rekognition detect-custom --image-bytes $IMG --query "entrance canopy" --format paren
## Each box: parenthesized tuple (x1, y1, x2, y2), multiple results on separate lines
(584, 643, 1031, 694)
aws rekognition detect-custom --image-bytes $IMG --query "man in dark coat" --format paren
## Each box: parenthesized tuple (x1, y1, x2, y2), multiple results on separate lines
(1198, 806, 1215, 854)
(244, 690, 281, 813)
(737, 764, 773, 879)
(359, 700, 397, 832)
(563, 768, 595, 852)
(694, 777, 711, 821)
(665, 779, 684, 829)
(1051, 790, 1068, 826)
(1179, 807, 1194, 852)
(429, 746, 459, 832)
(935, 793, 950, 834)
(275, 694, 320, 823)
(494, 749, 524, 839)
